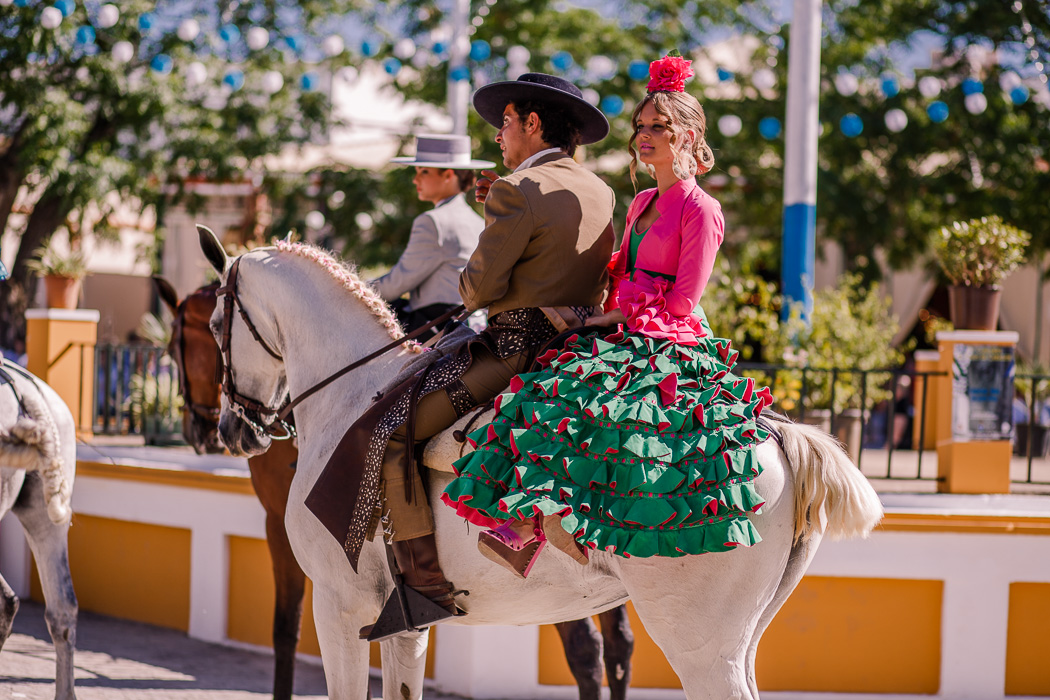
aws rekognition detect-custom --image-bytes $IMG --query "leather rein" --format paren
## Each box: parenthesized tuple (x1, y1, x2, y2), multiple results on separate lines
(215, 256, 465, 441)
(170, 283, 223, 431)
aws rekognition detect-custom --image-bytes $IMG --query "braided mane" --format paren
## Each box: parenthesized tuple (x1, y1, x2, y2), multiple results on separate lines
(274, 240, 423, 353)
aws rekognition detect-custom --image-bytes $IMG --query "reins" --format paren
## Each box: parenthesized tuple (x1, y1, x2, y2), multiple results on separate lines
(215, 255, 467, 440)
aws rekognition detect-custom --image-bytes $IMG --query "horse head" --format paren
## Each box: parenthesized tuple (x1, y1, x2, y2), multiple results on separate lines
(154, 276, 225, 455)
(198, 224, 290, 457)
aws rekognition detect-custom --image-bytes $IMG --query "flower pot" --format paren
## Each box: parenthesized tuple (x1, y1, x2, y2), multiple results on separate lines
(948, 284, 1001, 330)
(44, 275, 82, 309)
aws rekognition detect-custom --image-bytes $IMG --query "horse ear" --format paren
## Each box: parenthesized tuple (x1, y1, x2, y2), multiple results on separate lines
(197, 225, 228, 275)
(152, 276, 180, 315)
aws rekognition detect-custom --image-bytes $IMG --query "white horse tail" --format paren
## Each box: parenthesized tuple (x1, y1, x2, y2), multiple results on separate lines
(768, 414, 883, 542)
(0, 388, 73, 524)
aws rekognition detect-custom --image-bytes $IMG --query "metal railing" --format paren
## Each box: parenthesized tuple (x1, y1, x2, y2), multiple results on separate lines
(92, 343, 184, 445)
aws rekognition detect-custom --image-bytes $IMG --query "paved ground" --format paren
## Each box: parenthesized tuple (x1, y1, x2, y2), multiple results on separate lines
(0, 600, 376, 700)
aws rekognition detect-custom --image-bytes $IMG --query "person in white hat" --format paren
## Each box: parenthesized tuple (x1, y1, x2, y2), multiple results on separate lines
(370, 134, 494, 338)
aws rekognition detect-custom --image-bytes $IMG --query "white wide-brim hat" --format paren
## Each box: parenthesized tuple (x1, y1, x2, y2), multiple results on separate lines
(391, 134, 495, 169)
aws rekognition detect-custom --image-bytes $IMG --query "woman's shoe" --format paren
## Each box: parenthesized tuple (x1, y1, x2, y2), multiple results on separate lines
(477, 521, 546, 578)
(541, 514, 590, 566)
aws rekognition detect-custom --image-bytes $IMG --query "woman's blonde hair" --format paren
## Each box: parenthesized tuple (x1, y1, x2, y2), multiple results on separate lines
(627, 91, 715, 188)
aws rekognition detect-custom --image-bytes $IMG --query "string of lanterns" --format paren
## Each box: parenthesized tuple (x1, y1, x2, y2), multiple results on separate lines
(7, 0, 1046, 137)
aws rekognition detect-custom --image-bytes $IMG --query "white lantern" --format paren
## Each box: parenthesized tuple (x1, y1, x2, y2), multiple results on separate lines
(586, 55, 616, 81)
(999, 71, 1022, 92)
(111, 40, 134, 64)
(964, 92, 988, 114)
(177, 19, 200, 42)
(305, 211, 326, 230)
(717, 114, 743, 137)
(261, 70, 284, 94)
(337, 66, 358, 83)
(355, 212, 374, 230)
(918, 76, 941, 98)
(884, 108, 908, 133)
(581, 88, 600, 106)
(752, 68, 776, 91)
(246, 26, 270, 51)
(185, 61, 208, 87)
(834, 73, 859, 97)
(40, 7, 63, 29)
(393, 38, 416, 60)
(322, 35, 344, 57)
(507, 45, 530, 65)
(97, 4, 119, 29)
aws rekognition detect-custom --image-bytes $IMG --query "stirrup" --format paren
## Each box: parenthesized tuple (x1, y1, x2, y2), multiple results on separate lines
(478, 530, 546, 579)
(360, 583, 463, 642)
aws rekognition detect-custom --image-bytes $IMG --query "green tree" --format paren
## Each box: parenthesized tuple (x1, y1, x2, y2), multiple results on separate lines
(0, 0, 364, 348)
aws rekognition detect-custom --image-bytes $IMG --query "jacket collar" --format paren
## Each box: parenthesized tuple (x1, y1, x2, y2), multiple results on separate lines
(654, 177, 700, 215)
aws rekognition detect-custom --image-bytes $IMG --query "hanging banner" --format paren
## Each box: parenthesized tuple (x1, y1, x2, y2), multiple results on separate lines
(951, 343, 1015, 441)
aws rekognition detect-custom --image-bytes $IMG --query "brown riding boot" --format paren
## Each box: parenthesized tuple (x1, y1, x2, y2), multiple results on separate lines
(359, 534, 462, 640)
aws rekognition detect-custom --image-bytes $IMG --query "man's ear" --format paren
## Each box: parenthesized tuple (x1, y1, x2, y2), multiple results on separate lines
(524, 111, 541, 135)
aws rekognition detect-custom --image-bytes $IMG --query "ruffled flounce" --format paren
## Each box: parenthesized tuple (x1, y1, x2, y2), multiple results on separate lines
(442, 327, 774, 558)
(618, 273, 707, 346)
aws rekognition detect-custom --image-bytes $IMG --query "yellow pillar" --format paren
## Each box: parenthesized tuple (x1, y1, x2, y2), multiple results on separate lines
(912, 349, 941, 451)
(25, 309, 99, 440)
(934, 330, 1018, 494)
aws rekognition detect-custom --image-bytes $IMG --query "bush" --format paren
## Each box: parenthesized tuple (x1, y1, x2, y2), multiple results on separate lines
(933, 215, 1030, 288)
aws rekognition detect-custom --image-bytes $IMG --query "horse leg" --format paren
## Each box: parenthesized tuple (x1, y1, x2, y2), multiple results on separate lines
(380, 631, 430, 700)
(0, 571, 19, 651)
(743, 534, 819, 699)
(553, 618, 604, 700)
(13, 472, 78, 700)
(309, 581, 375, 700)
(266, 506, 306, 700)
(598, 604, 634, 700)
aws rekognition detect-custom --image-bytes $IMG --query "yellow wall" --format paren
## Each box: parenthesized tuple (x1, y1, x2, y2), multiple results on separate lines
(33, 514, 191, 631)
(226, 535, 434, 678)
(538, 577, 943, 694)
(1005, 582, 1050, 696)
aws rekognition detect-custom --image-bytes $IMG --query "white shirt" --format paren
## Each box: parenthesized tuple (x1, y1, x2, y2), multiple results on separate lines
(514, 147, 564, 172)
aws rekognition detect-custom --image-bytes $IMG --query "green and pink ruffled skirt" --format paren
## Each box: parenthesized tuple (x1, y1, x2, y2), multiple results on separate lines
(440, 324, 774, 558)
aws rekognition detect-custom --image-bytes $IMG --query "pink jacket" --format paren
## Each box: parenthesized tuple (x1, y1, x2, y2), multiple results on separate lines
(607, 178, 725, 345)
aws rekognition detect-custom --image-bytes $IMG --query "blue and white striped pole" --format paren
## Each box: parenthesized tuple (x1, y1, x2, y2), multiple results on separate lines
(781, 0, 822, 321)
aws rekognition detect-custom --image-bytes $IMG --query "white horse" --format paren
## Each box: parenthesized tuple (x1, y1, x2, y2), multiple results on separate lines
(0, 360, 78, 700)
(198, 227, 883, 700)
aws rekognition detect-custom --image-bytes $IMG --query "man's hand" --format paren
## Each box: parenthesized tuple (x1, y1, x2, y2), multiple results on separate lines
(584, 309, 626, 327)
(474, 170, 500, 203)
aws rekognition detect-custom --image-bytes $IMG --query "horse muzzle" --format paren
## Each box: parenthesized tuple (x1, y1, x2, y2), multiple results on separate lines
(218, 411, 271, 456)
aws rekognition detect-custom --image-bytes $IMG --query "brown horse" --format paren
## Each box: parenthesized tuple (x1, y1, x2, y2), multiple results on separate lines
(153, 276, 634, 700)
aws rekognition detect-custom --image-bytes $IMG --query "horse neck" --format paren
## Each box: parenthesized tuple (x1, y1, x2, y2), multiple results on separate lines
(246, 252, 409, 448)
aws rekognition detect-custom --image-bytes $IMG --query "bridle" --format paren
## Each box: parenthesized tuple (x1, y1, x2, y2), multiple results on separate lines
(170, 283, 222, 434)
(213, 255, 465, 442)
(215, 257, 296, 440)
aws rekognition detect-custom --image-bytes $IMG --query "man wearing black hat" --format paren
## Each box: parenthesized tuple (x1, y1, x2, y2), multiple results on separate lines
(307, 73, 615, 640)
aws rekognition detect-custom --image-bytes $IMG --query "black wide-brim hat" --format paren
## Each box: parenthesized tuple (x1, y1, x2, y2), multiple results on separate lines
(472, 73, 610, 145)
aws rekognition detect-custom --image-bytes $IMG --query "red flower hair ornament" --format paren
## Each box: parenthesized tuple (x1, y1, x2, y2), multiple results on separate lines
(647, 51, 693, 93)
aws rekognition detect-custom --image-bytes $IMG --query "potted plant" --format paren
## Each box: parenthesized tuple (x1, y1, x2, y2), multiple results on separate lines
(770, 274, 909, 462)
(932, 215, 1030, 330)
(26, 241, 89, 309)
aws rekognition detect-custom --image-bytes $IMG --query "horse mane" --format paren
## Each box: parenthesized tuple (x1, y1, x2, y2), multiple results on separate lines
(274, 240, 422, 354)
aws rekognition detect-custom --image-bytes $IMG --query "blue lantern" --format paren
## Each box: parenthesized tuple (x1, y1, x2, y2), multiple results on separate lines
(628, 60, 649, 81)
(449, 65, 471, 82)
(138, 13, 154, 32)
(219, 24, 241, 43)
(300, 71, 319, 90)
(551, 50, 573, 72)
(75, 25, 96, 45)
(223, 69, 245, 91)
(759, 117, 781, 139)
(927, 100, 949, 123)
(432, 41, 447, 56)
(150, 54, 173, 74)
(383, 57, 402, 76)
(283, 35, 301, 52)
(361, 40, 378, 57)
(840, 113, 863, 137)
(600, 95, 624, 117)
(717, 67, 734, 82)
(962, 78, 984, 95)
(1010, 85, 1029, 105)
(55, 0, 74, 17)
(880, 77, 899, 98)
(13, 0, 30, 7)
(470, 40, 491, 62)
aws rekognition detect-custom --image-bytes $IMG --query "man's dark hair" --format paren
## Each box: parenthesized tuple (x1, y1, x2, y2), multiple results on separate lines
(510, 99, 582, 157)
